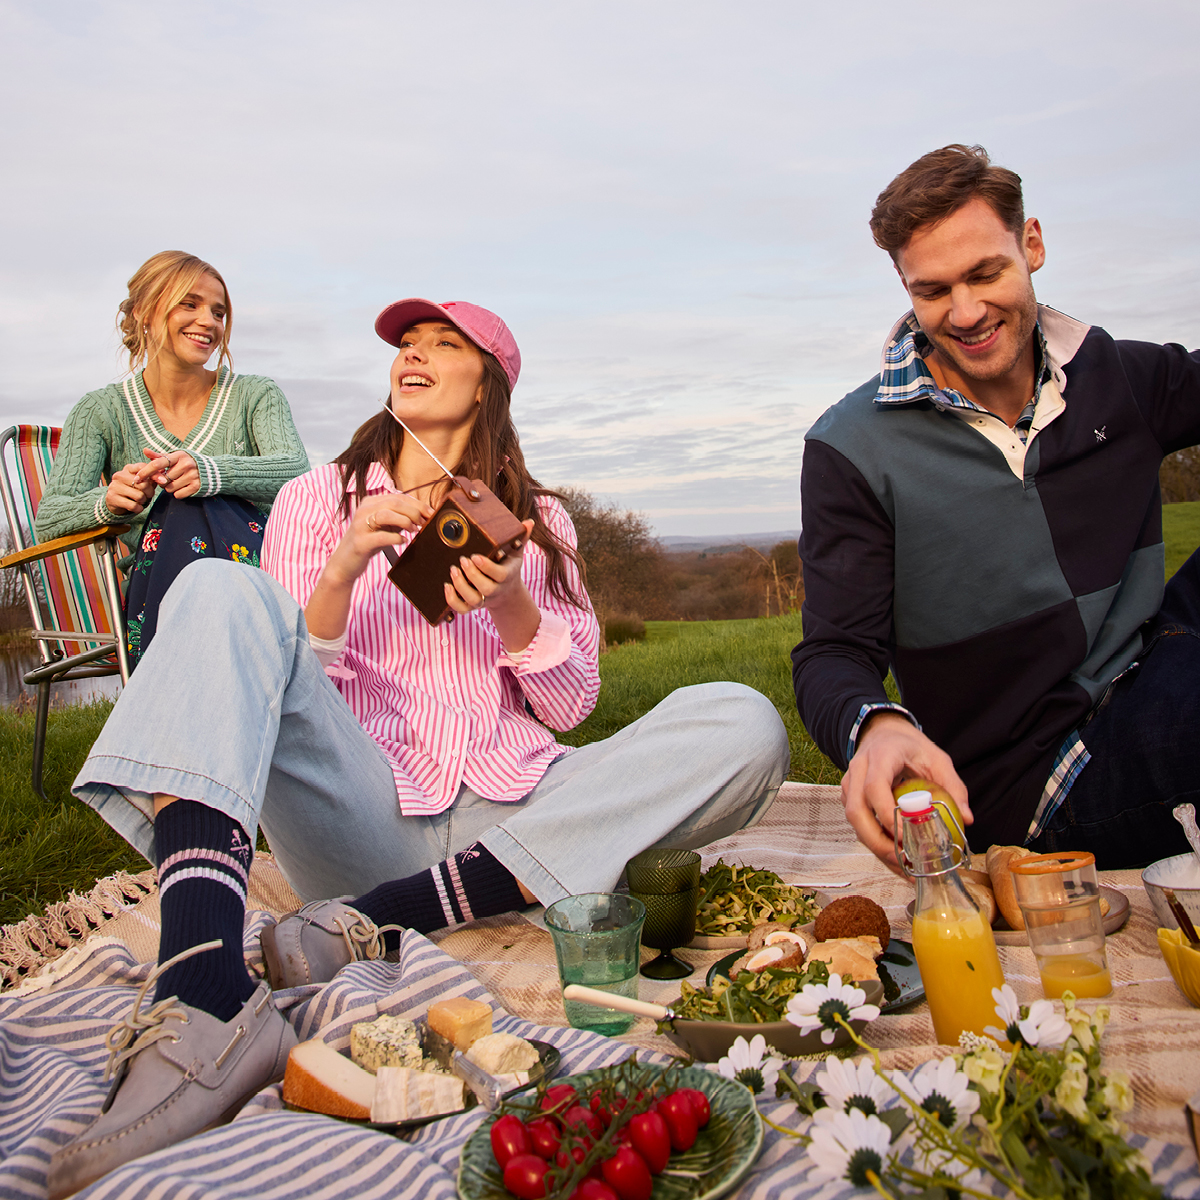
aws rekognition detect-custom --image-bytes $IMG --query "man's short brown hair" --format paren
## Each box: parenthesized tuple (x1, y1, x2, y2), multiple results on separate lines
(869, 144, 1025, 259)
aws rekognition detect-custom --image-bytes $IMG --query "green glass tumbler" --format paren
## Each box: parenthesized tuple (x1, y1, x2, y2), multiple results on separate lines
(625, 848, 701, 980)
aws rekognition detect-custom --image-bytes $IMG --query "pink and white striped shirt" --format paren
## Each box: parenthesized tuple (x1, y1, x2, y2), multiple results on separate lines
(262, 462, 601, 816)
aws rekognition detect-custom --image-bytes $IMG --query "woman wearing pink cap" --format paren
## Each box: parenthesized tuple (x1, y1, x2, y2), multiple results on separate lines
(51, 300, 789, 1195)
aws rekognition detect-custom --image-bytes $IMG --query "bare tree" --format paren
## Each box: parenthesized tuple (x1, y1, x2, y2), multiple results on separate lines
(556, 486, 674, 637)
(1161, 447, 1200, 504)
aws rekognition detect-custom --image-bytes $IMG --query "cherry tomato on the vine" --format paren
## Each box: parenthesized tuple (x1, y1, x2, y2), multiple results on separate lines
(540, 1085, 578, 1119)
(627, 1111, 670, 1173)
(489, 1114, 532, 1169)
(525, 1116, 560, 1160)
(562, 1105, 603, 1141)
(568, 1180, 619, 1200)
(658, 1091, 698, 1152)
(588, 1092, 613, 1127)
(555, 1143, 602, 1179)
(679, 1087, 712, 1128)
(503, 1153, 550, 1200)
(601, 1147, 653, 1200)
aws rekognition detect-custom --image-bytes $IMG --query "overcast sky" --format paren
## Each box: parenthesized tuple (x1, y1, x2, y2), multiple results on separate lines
(2, 1, 1198, 536)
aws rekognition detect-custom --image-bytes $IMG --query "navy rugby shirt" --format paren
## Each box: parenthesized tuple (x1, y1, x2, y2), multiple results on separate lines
(846, 314, 1088, 841)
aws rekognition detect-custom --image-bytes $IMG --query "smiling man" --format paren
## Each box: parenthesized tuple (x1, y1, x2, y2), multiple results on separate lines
(792, 144, 1200, 869)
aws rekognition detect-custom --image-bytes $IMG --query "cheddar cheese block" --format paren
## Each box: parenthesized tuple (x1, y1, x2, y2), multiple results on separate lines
(283, 1039, 376, 1119)
(427, 997, 492, 1051)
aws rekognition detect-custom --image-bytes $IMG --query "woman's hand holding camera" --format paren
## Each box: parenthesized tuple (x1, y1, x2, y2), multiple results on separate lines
(306, 494, 435, 640)
(446, 518, 541, 652)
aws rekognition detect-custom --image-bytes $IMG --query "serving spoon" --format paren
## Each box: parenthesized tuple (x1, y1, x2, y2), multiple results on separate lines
(1174, 804, 1200, 870)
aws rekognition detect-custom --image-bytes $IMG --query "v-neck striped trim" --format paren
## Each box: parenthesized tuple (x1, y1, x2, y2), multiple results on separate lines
(122, 366, 237, 453)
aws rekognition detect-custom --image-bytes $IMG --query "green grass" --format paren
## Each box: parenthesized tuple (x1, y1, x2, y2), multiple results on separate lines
(557, 614, 840, 786)
(4, 505, 1198, 929)
(0, 699, 143, 927)
(1165, 501, 1200, 580)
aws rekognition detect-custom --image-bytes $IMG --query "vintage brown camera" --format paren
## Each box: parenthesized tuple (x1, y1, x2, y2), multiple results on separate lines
(385, 476, 529, 625)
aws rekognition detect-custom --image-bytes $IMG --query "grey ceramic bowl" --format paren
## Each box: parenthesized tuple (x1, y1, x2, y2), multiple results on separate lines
(1142, 853, 1200, 932)
(661, 977, 885, 1062)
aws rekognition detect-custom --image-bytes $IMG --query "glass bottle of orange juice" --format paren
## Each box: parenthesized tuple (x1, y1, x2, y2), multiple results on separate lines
(896, 791, 1006, 1046)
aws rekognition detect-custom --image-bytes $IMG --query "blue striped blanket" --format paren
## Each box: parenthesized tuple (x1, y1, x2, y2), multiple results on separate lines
(2, 916, 1197, 1199)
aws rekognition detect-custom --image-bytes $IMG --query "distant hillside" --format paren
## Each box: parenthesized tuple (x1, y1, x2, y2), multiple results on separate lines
(658, 530, 800, 554)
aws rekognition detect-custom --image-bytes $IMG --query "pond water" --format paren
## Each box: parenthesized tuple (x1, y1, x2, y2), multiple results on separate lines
(0, 647, 123, 709)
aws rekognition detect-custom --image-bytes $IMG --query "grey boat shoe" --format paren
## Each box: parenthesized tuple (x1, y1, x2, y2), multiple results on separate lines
(48, 942, 296, 1200)
(260, 898, 403, 989)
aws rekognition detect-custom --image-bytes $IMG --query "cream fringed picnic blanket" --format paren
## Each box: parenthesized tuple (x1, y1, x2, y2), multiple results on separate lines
(3, 783, 1200, 1199)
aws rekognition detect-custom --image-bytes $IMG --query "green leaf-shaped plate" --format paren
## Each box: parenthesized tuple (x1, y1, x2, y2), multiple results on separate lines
(457, 1063, 763, 1200)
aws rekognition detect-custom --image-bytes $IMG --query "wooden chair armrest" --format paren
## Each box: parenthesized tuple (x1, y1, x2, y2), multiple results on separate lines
(0, 525, 131, 569)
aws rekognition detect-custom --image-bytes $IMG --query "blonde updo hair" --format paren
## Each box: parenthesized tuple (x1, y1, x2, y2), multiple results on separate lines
(117, 251, 233, 373)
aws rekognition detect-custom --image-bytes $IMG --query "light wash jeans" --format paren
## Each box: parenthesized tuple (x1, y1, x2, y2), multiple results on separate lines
(75, 560, 790, 905)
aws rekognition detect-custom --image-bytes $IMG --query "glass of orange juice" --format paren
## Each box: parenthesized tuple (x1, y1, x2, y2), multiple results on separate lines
(1011, 851, 1112, 999)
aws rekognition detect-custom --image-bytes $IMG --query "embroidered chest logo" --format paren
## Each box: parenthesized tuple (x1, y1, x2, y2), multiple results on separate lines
(1094, 426, 1107, 444)
(234, 441, 246, 455)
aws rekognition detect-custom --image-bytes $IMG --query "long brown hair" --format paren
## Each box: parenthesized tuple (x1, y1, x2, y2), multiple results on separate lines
(117, 251, 233, 374)
(335, 349, 589, 609)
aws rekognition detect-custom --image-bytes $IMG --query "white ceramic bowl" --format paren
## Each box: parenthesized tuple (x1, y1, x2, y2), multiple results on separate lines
(1142, 853, 1200, 932)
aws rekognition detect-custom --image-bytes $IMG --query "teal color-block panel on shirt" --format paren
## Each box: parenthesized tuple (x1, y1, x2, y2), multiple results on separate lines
(808, 386, 1075, 650)
(1069, 542, 1165, 702)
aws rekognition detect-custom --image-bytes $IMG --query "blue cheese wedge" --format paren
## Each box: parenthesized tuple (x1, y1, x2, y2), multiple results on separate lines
(351, 1015, 423, 1074)
(370, 1066, 466, 1123)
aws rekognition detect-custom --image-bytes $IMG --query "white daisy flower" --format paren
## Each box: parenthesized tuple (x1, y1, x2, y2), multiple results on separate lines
(814, 1055, 894, 1117)
(891, 1057, 980, 1132)
(1019, 999, 1070, 1048)
(807, 1107, 895, 1188)
(711, 1033, 783, 1096)
(785, 974, 881, 1045)
(983, 983, 1022, 1044)
(983, 984, 1070, 1048)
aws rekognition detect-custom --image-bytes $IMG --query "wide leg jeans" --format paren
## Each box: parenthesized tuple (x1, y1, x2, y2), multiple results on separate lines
(75, 560, 790, 904)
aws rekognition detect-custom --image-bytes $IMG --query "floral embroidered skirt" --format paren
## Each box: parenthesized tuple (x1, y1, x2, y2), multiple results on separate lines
(124, 493, 266, 669)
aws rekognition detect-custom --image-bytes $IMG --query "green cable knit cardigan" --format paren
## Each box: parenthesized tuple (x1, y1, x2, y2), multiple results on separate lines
(34, 367, 310, 572)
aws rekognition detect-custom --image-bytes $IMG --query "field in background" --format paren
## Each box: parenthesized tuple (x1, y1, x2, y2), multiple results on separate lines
(3, 501, 1198, 928)
(1166, 501, 1200, 580)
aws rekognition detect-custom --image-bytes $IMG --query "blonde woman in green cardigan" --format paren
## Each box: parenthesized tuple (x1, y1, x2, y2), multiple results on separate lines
(35, 251, 309, 665)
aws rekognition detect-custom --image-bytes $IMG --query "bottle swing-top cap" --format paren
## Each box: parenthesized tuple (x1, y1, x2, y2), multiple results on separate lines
(897, 791, 934, 815)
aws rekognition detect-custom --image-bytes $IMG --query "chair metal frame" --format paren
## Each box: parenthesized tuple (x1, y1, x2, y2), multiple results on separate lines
(0, 425, 130, 797)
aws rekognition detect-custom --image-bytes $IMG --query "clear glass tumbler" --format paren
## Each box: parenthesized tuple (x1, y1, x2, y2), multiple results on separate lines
(1011, 850, 1112, 999)
(545, 893, 646, 1035)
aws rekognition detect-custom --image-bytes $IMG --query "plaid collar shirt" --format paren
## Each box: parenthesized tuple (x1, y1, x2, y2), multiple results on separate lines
(875, 311, 1051, 442)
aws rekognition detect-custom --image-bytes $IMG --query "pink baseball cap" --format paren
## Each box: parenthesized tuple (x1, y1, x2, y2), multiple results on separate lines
(375, 299, 521, 390)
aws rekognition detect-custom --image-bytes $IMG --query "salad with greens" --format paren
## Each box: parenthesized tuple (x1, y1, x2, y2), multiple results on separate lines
(694, 858, 820, 936)
(672, 958, 831, 1024)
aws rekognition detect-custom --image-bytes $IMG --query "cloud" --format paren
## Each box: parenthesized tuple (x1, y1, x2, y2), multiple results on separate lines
(1, 1, 1198, 536)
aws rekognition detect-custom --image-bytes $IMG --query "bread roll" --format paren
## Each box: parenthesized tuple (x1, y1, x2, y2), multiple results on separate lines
(806, 937, 880, 981)
(962, 876, 998, 925)
(986, 845, 1036, 931)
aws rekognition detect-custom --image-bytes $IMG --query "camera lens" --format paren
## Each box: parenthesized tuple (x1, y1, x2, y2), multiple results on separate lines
(438, 512, 468, 547)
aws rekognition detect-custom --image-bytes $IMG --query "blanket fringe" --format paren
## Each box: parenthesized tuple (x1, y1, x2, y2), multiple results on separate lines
(0, 869, 158, 990)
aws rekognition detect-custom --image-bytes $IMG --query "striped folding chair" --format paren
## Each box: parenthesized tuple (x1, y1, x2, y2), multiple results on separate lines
(0, 425, 130, 797)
